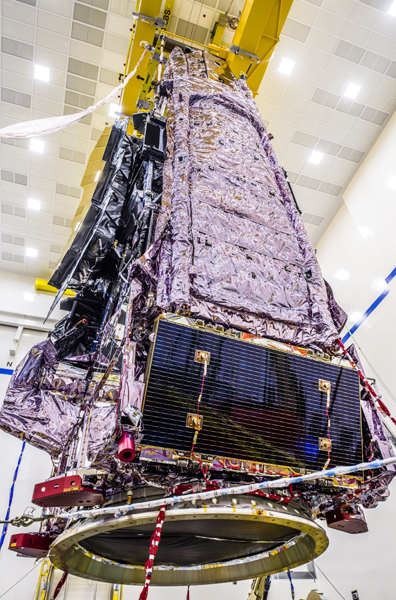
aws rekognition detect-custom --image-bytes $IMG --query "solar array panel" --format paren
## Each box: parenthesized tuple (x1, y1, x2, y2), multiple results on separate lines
(142, 319, 362, 471)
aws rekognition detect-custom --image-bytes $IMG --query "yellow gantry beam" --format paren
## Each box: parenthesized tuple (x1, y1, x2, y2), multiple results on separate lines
(121, 0, 170, 117)
(121, 0, 294, 109)
(226, 0, 295, 97)
(35, 279, 76, 296)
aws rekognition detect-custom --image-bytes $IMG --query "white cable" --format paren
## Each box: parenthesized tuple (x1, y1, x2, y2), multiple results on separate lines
(57, 456, 396, 522)
(0, 46, 150, 139)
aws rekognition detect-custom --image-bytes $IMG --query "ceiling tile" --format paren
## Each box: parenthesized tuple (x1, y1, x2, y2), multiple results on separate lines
(38, 0, 73, 18)
(368, 32, 396, 58)
(2, 0, 36, 24)
(322, 0, 356, 18)
(37, 10, 71, 35)
(288, 0, 320, 25)
(341, 20, 375, 46)
(35, 46, 68, 70)
(350, 3, 383, 28)
(2, 18, 36, 44)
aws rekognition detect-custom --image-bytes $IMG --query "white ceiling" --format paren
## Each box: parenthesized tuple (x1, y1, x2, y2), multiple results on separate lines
(1, 0, 396, 279)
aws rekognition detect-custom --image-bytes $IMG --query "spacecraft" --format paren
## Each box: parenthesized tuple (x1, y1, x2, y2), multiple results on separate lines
(1, 47, 395, 586)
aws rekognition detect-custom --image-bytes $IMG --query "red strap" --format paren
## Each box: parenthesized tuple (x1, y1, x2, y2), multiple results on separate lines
(138, 505, 166, 600)
(50, 573, 68, 600)
(337, 339, 396, 422)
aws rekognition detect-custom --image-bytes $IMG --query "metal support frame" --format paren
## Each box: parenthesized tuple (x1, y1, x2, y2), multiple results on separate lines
(121, 0, 175, 122)
(110, 583, 123, 600)
(224, 0, 295, 96)
(34, 559, 54, 600)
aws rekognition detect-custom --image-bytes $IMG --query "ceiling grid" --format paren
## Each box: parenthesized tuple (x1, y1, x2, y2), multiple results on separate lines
(1, 0, 396, 278)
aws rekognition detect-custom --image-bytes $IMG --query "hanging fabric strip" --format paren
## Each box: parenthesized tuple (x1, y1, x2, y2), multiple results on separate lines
(287, 570, 295, 600)
(138, 504, 166, 600)
(0, 441, 26, 550)
(50, 572, 68, 600)
(0, 45, 150, 139)
(263, 576, 271, 600)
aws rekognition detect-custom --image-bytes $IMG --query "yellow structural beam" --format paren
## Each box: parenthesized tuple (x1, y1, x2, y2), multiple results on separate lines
(111, 583, 123, 600)
(34, 559, 53, 600)
(226, 0, 295, 96)
(121, 0, 163, 116)
(35, 279, 76, 296)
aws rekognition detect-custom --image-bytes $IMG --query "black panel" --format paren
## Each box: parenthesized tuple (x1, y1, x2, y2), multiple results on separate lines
(142, 320, 362, 471)
(82, 518, 297, 567)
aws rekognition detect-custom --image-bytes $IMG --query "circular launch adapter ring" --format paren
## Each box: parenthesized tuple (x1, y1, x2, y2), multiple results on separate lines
(50, 495, 328, 586)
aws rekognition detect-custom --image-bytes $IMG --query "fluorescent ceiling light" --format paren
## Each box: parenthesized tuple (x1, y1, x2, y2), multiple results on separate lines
(344, 82, 361, 99)
(74, 222, 81, 232)
(30, 139, 44, 153)
(388, 176, 396, 190)
(278, 57, 295, 75)
(109, 103, 119, 118)
(358, 226, 373, 239)
(389, 0, 396, 16)
(370, 277, 387, 293)
(28, 198, 40, 210)
(94, 171, 101, 182)
(34, 64, 50, 82)
(308, 151, 323, 165)
(349, 311, 363, 324)
(24, 292, 34, 302)
(334, 269, 349, 281)
(26, 247, 37, 257)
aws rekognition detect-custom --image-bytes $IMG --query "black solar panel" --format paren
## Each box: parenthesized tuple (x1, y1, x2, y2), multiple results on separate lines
(142, 319, 362, 471)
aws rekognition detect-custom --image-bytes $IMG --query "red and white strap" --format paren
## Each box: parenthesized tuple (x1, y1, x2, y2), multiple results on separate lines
(138, 504, 166, 600)
(337, 339, 396, 426)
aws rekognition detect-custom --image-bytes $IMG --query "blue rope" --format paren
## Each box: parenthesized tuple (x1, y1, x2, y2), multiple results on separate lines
(287, 570, 295, 600)
(0, 441, 26, 550)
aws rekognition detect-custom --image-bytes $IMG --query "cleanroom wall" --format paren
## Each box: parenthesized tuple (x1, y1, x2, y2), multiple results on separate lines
(310, 107, 396, 600)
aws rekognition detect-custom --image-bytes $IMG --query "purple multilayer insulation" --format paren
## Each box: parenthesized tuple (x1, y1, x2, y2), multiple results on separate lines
(135, 48, 346, 349)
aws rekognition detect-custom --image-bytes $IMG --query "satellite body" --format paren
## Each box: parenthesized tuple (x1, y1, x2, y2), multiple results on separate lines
(0, 48, 394, 583)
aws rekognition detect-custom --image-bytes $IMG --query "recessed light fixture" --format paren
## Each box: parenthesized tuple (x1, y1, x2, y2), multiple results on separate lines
(94, 171, 101, 182)
(349, 311, 363, 324)
(74, 222, 81, 232)
(388, 176, 396, 190)
(34, 64, 50, 82)
(389, 0, 396, 16)
(26, 247, 38, 258)
(30, 139, 44, 153)
(278, 57, 295, 75)
(28, 198, 40, 210)
(308, 151, 324, 165)
(344, 82, 361, 99)
(358, 226, 373, 239)
(24, 292, 34, 302)
(109, 103, 119, 118)
(334, 269, 349, 281)
(370, 277, 387, 293)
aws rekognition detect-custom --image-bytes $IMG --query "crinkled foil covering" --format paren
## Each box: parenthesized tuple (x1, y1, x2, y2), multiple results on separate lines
(0, 49, 393, 516)
(0, 340, 79, 454)
(145, 48, 345, 348)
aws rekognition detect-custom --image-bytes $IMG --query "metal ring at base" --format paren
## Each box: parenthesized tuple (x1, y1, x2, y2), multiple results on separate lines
(50, 496, 329, 585)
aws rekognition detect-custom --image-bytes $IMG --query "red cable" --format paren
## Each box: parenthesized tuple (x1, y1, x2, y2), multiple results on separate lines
(190, 369, 214, 486)
(337, 339, 396, 426)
